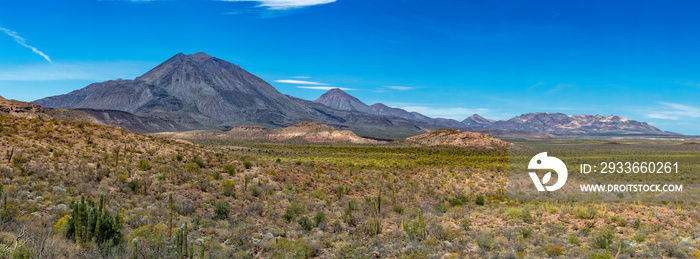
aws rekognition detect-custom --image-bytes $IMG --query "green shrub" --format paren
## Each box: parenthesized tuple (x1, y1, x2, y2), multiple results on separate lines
(448, 196, 468, 206)
(574, 205, 595, 219)
(633, 218, 641, 229)
(504, 208, 521, 220)
(214, 201, 230, 220)
(313, 212, 327, 226)
(222, 164, 236, 175)
(434, 204, 448, 214)
(251, 185, 261, 197)
(137, 160, 151, 171)
(393, 204, 405, 214)
(519, 228, 532, 239)
(270, 238, 314, 259)
(461, 218, 472, 230)
(590, 230, 614, 250)
(633, 234, 645, 243)
(185, 162, 200, 172)
(588, 254, 613, 259)
(243, 161, 253, 170)
(545, 244, 565, 256)
(222, 180, 236, 197)
(476, 233, 494, 251)
(521, 209, 533, 223)
(568, 233, 580, 244)
(298, 216, 313, 231)
(475, 196, 485, 206)
(282, 203, 306, 222)
(127, 179, 141, 193)
(11, 246, 33, 259)
(193, 156, 205, 168)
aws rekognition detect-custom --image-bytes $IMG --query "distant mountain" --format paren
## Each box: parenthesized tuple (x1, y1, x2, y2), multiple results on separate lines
(30, 52, 674, 138)
(315, 88, 374, 113)
(35, 52, 311, 127)
(314, 88, 465, 128)
(463, 113, 667, 135)
(32, 53, 462, 139)
(462, 114, 495, 127)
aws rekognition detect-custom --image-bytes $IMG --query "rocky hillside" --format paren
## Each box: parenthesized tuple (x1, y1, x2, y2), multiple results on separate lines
(0, 95, 46, 117)
(405, 129, 509, 149)
(155, 121, 379, 144)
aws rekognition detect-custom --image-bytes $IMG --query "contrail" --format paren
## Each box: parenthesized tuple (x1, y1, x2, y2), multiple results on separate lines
(0, 26, 52, 63)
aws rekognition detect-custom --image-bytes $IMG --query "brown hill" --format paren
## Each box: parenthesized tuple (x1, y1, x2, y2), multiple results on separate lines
(406, 129, 509, 149)
(154, 121, 379, 144)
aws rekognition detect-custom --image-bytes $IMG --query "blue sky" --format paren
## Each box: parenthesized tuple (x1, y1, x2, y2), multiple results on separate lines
(1, 0, 699, 135)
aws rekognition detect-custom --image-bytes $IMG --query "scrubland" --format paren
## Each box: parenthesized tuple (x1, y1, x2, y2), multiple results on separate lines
(0, 115, 698, 258)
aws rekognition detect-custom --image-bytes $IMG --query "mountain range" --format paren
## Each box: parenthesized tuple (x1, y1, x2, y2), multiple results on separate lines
(31, 52, 678, 139)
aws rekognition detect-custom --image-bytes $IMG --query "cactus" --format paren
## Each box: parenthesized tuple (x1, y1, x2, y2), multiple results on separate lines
(2, 193, 6, 222)
(168, 193, 173, 241)
(417, 207, 425, 238)
(177, 228, 184, 258)
(94, 193, 104, 239)
(132, 238, 138, 259)
(377, 185, 382, 215)
(189, 242, 194, 259)
(69, 193, 122, 245)
(73, 200, 79, 242)
(183, 222, 188, 258)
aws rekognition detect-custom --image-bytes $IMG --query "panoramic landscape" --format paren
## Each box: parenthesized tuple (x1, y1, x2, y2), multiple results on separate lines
(1, 0, 700, 258)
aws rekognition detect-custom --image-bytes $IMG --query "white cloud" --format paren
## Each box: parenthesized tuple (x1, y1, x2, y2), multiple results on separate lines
(399, 106, 490, 120)
(275, 79, 329, 85)
(0, 61, 156, 81)
(646, 102, 700, 120)
(221, 0, 336, 10)
(0, 27, 52, 63)
(290, 76, 311, 79)
(297, 86, 355, 90)
(384, 86, 416, 91)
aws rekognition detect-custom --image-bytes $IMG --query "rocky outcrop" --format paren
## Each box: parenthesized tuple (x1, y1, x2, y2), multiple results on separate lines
(406, 129, 509, 149)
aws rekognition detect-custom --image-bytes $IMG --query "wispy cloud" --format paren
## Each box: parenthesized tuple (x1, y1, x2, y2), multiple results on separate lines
(0, 27, 52, 63)
(398, 106, 490, 120)
(384, 86, 416, 91)
(297, 86, 355, 90)
(275, 79, 329, 85)
(0, 61, 156, 81)
(646, 102, 700, 120)
(221, 0, 336, 10)
(290, 76, 311, 79)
